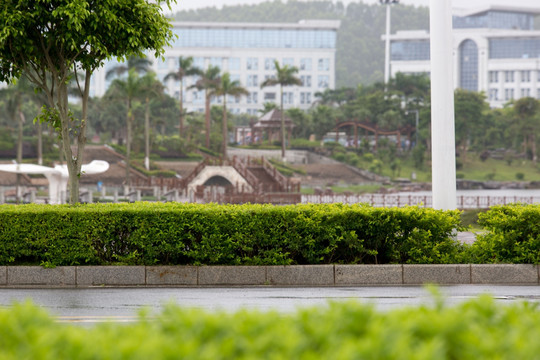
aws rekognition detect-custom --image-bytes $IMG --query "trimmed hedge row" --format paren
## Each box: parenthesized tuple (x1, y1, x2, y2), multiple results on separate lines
(467, 204, 540, 264)
(0, 203, 465, 266)
(2, 297, 540, 359)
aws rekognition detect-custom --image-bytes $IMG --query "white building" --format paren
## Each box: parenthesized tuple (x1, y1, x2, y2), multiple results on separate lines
(92, 20, 341, 115)
(386, 5, 540, 108)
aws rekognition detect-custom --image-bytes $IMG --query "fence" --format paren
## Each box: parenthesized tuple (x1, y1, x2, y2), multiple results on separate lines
(301, 194, 540, 209)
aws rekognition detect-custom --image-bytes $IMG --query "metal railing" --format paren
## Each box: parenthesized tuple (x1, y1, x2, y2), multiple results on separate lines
(301, 194, 540, 209)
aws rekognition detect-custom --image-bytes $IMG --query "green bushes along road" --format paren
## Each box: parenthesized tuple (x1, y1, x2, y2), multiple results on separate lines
(2, 296, 540, 359)
(0, 203, 539, 266)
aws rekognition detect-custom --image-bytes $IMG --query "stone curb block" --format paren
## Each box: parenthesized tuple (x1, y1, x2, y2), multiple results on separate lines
(7, 266, 75, 286)
(471, 264, 539, 284)
(403, 265, 471, 285)
(267, 265, 334, 286)
(199, 266, 266, 285)
(146, 266, 198, 286)
(0, 266, 7, 285)
(77, 266, 145, 286)
(335, 265, 402, 285)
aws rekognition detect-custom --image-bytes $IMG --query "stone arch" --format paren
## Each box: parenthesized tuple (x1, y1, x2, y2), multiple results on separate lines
(459, 39, 479, 92)
(187, 166, 253, 198)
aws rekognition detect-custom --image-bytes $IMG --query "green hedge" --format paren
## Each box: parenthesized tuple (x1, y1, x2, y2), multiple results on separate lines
(2, 297, 540, 359)
(0, 203, 464, 266)
(466, 204, 540, 264)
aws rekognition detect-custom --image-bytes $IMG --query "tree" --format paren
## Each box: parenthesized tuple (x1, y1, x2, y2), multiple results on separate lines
(513, 97, 540, 162)
(107, 69, 153, 188)
(213, 73, 249, 159)
(260, 60, 302, 160)
(140, 72, 165, 170)
(454, 89, 488, 162)
(164, 56, 202, 140)
(0, 0, 174, 204)
(0, 79, 29, 203)
(190, 65, 221, 149)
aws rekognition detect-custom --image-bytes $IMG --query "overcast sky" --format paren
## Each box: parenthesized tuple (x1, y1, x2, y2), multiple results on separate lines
(166, 0, 539, 14)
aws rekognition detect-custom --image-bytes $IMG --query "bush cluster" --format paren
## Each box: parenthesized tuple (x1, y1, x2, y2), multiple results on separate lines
(0, 203, 464, 266)
(466, 204, 540, 264)
(2, 297, 540, 359)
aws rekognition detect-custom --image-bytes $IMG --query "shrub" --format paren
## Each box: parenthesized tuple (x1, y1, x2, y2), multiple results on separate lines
(0, 203, 465, 266)
(516, 172, 525, 180)
(3, 297, 540, 359)
(465, 204, 540, 264)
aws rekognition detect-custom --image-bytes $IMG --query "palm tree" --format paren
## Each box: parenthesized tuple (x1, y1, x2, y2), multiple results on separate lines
(1, 79, 29, 203)
(190, 65, 221, 149)
(260, 60, 302, 160)
(139, 72, 164, 170)
(106, 55, 152, 80)
(107, 69, 148, 189)
(164, 56, 201, 140)
(213, 73, 249, 159)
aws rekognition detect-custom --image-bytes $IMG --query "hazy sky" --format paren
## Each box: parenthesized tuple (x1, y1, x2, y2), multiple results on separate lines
(167, 0, 539, 14)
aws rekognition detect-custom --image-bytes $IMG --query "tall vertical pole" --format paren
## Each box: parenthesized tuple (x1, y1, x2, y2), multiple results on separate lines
(384, 4, 391, 84)
(430, 0, 457, 210)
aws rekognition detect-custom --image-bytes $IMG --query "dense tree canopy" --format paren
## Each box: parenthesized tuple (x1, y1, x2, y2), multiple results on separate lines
(0, 0, 175, 203)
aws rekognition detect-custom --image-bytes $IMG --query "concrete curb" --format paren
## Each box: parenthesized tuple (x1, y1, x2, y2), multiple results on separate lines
(0, 265, 539, 287)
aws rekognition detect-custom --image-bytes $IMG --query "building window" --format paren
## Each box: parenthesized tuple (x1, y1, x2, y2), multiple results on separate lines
(318, 75, 329, 88)
(247, 75, 258, 87)
(301, 75, 312, 87)
(247, 91, 258, 104)
(521, 88, 531, 98)
(300, 92, 312, 104)
(318, 58, 330, 71)
(521, 70, 531, 82)
(505, 71, 515, 83)
(300, 58, 312, 71)
(247, 57, 258, 71)
(282, 92, 294, 105)
(489, 71, 498, 83)
(264, 92, 276, 101)
(265, 58, 276, 71)
(210, 57, 222, 69)
(283, 58, 294, 67)
(505, 88, 515, 100)
(229, 58, 240, 71)
(488, 88, 498, 101)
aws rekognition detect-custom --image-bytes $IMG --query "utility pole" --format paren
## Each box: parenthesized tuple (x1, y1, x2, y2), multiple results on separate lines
(430, 0, 457, 210)
(380, 0, 399, 85)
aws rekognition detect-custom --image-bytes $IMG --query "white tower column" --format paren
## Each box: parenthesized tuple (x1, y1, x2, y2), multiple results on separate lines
(384, 4, 391, 84)
(430, 0, 457, 210)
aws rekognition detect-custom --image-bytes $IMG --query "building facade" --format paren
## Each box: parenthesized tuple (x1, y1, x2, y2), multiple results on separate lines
(92, 20, 340, 114)
(386, 5, 540, 107)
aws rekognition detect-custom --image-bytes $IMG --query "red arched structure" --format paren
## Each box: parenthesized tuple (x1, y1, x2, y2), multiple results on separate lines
(333, 119, 414, 151)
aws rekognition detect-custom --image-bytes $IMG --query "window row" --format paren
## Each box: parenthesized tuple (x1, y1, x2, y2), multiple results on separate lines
(489, 70, 540, 84)
(488, 88, 540, 101)
(172, 28, 337, 49)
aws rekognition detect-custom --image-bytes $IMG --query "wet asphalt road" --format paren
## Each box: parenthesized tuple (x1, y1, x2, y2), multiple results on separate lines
(0, 286, 539, 323)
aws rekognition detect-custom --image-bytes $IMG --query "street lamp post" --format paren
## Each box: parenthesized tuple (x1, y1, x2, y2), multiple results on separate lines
(430, 0, 457, 210)
(380, 0, 399, 85)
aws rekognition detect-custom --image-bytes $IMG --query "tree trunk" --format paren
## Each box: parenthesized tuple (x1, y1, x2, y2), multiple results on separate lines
(532, 133, 537, 163)
(222, 98, 228, 159)
(145, 97, 150, 171)
(126, 101, 132, 191)
(37, 111, 43, 166)
(179, 79, 184, 139)
(16, 106, 23, 204)
(280, 85, 286, 161)
(205, 93, 211, 148)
